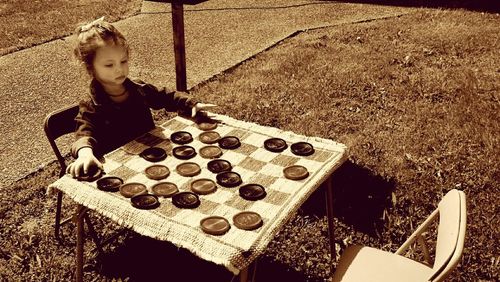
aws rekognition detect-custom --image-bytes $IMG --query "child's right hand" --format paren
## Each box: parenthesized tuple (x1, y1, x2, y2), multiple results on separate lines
(66, 147, 103, 178)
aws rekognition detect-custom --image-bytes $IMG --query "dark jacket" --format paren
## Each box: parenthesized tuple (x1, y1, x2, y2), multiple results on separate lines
(71, 78, 197, 157)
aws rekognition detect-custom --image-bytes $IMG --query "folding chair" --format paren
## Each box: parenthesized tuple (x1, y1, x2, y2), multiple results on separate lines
(43, 104, 103, 251)
(332, 189, 467, 282)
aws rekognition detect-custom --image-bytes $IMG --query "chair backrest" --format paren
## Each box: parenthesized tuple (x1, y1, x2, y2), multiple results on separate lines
(43, 104, 80, 176)
(430, 189, 467, 281)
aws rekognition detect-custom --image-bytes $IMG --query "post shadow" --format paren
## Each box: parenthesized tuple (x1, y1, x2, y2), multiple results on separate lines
(317, 0, 499, 13)
(301, 160, 395, 236)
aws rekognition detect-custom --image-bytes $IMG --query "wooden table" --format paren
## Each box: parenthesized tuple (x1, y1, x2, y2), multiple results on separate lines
(49, 113, 347, 281)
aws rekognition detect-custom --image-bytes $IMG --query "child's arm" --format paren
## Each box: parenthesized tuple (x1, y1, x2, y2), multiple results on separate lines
(67, 101, 103, 178)
(133, 79, 216, 116)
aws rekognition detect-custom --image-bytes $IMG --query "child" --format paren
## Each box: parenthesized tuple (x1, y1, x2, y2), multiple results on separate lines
(66, 17, 215, 178)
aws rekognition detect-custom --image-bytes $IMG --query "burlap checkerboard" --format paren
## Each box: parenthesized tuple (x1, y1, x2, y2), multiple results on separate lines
(48, 113, 347, 274)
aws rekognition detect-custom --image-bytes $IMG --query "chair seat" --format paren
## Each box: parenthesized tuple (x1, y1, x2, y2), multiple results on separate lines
(332, 245, 434, 282)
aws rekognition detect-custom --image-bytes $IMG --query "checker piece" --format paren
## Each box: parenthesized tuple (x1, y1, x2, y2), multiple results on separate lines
(97, 176, 123, 192)
(233, 211, 263, 231)
(239, 184, 267, 201)
(200, 216, 230, 236)
(171, 131, 193, 144)
(145, 164, 170, 180)
(216, 171, 242, 188)
(120, 183, 147, 198)
(197, 121, 218, 131)
(283, 165, 309, 180)
(200, 145, 223, 159)
(173, 145, 197, 160)
(264, 138, 288, 153)
(218, 136, 240, 149)
(199, 131, 221, 144)
(131, 194, 160, 210)
(207, 159, 232, 174)
(191, 178, 217, 195)
(139, 147, 167, 162)
(291, 142, 315, 156)
(77, 165, 103, 182)
(176, 162, 201, 177)
(151, 182, 179, 197)
(172, 192, 200, 209)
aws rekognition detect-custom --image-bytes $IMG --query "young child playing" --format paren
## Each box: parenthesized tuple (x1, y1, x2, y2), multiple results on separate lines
(66, 17, 215, 178)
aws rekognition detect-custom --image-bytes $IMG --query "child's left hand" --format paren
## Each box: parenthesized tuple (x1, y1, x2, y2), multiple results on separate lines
(192, 103, 218, 118)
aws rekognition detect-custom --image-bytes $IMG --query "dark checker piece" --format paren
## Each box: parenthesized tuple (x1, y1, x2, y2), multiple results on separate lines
(264, 138, 288, 153)
(97, 176, 123, 192)
(191, 178, 217, 195)
(197, 121, 218, 131)
(218, 136, 241, 149)
(131, 194, 160, 210)
(172, 192, 200, 209)
(200, 216, 230, 236)
(151, 182, 179, 197)
(216, 171, 242, 188)
(139, 147, 167, 162)
(173, 145, 197, 160)
(199, 131, 221, 144)
(176, 162, 201, 177)
(145, 164, 170, 180)
(283, 165, 309, 180)
(120, 182, 148, 198)
(170, 131, 193, 144)
(207, 159, 232, 174)
(76, 165, 103, 182)
(199, 145, 223, 159)
(233, 211, 263, 231)
(290, 142, 315, 156)
(239, 184, 267, 201)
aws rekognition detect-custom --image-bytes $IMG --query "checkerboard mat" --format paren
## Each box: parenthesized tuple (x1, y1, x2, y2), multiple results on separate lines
(49, 113, 347, 274)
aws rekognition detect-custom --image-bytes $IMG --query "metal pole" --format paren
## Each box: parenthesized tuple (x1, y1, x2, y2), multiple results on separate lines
(171, 2, 187, 91)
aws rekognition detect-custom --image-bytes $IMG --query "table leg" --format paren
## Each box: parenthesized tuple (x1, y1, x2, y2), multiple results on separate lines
(325, 176, 336, 265)
(76, 205, 86, 282)
(239, 266, 248, 282)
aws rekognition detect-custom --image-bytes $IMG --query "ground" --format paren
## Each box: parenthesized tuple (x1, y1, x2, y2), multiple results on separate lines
(0, 1, 499, 281)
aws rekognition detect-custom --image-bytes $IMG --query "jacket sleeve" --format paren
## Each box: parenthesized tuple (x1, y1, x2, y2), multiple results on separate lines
(134, 79, 198, 115)
(71, 100, 98, 158)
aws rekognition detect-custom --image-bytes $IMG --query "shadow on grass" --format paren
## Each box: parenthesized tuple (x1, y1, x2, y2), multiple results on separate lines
(94, 233, 309, 282)
(319, 0, 499, 13)
(301, 160, 395, 236)
(96, 235, 233, 281)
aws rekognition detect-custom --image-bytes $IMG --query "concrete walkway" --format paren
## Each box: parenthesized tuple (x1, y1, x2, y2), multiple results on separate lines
(0, 0, 413, 188)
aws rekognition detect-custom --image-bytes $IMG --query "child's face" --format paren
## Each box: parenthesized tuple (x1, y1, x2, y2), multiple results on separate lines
(92, 44, 129, 90)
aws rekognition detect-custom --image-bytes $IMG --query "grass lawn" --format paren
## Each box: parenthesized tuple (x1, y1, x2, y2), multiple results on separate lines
(0, 0, 142, 55)
(0, 1, 499, 281)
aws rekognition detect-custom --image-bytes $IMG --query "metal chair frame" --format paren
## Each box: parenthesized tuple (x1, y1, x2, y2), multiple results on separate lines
(332, 189, 467, 282)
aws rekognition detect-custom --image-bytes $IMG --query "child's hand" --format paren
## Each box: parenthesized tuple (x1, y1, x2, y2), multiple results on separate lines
(192, 103, 218, 118)
(66, 147, 103, 178)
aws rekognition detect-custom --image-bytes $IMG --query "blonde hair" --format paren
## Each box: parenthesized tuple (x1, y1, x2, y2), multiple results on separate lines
(73, 17, 129, 74)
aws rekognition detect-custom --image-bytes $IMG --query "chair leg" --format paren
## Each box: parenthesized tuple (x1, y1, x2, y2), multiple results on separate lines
(54, 191, 64, 238)
(84, 214, 104, 256)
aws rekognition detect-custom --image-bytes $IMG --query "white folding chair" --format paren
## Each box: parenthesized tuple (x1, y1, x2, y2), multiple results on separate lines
(332, 189, 467, 282)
